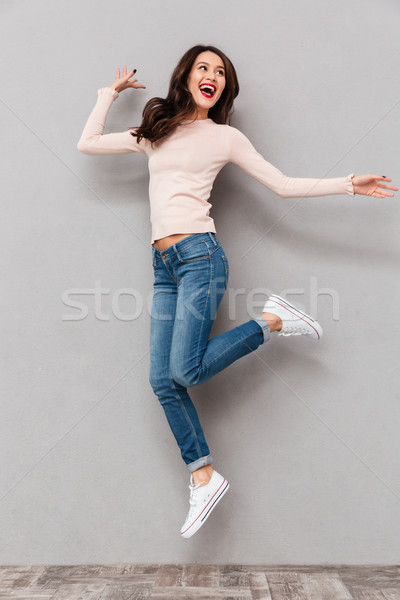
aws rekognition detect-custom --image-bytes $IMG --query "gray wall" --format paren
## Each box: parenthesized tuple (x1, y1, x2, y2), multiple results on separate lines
(1, 0, 399, 564)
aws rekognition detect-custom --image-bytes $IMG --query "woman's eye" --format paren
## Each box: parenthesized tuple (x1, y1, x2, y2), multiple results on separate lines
(199, 65, 225, 76)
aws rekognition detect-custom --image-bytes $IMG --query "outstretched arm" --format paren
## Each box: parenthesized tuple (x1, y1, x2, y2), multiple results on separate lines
(227, 126, 354, 197)
(77, 66, 147, 155)
(227, 126, 397, 199)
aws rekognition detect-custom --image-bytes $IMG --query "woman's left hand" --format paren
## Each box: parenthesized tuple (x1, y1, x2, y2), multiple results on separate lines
(351, 174, 398, 198)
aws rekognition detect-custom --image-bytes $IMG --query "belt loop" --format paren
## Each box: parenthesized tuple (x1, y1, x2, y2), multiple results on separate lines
(208, 232, 217, 246)
(174, 244, 183, 263)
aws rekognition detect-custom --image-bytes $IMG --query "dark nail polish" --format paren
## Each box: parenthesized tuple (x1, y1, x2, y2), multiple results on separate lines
(133, 69, 137, 74)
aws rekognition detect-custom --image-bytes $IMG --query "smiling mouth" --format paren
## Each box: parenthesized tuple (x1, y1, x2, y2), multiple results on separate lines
(199, 84, 216, 98)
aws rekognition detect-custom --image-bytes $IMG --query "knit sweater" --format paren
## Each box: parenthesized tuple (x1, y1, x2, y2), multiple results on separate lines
(77, 86, 355, 244)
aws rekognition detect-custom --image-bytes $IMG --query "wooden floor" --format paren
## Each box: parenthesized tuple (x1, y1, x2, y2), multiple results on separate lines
(0, 564, 399, 599)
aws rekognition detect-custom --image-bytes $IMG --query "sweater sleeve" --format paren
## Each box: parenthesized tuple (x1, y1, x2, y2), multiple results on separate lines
(227, 126, 355, 198)
(76, 87, 147, 155)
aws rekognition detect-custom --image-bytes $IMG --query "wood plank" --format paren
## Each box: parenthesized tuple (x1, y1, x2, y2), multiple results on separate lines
(56, 566, 126, 577)
(181, 565, 219, 587)
(129, 566, 159, 575)
(219, 565, 250, 588)
(0, 594, 55, 600)
(154, 564, 184, 587)
(62, 574, 155, 586)
(248, 572, 268, 588)
(299, 571, 353, 599)
(96, 583, 152, 599)
(34, 565, 157, 587)
(263, 566, 339, 573)
(250, 588, 273, 600)
(0, 567, 46, 589)
(264, 571, 308, 600)
(150, 586, 252, 599)
(247, 571, 272, 600)
(339, 566, 400, 595)
(48, 583, 106, 599)
(33, 566, 76, 589)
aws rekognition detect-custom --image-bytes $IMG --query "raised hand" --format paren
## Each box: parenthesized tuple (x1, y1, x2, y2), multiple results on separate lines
(352, 174, 398, 198)
(107, 65, 146, 94)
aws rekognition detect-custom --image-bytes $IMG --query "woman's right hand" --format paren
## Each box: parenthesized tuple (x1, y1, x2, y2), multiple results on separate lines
(107, 65, 146, 94)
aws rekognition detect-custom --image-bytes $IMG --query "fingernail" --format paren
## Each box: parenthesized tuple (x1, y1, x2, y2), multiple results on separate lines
(133, 68, 137, 74)
(382, 175, 386, 178)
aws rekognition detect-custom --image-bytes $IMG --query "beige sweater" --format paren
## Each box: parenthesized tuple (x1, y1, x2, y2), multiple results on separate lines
(77, 86, 355, 244)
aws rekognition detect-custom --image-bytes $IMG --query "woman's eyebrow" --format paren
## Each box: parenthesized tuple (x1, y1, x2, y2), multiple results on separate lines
(196, 61, 225, 70)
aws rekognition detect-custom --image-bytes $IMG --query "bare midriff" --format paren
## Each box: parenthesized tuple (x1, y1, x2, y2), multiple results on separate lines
(152, 233, 197, 251)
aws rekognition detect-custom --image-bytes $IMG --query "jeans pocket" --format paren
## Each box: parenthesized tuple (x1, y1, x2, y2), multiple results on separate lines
(178, 241, 211, 264)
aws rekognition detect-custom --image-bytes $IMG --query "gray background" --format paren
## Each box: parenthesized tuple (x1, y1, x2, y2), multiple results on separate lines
(1, 0, 399, 564)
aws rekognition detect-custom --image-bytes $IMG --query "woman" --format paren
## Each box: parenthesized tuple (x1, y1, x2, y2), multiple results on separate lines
(77, 45, 397, 539)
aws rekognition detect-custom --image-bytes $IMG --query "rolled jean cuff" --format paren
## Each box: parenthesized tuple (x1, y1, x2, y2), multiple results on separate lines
(252, 317, 271, 344)
(187, 453, 214, 473)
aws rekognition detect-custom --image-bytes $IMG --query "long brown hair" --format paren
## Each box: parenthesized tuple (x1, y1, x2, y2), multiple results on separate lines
(129, 45, 239, 148)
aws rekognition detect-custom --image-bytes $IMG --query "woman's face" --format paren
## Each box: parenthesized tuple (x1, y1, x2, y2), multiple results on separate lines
(186, 51, 226, 119)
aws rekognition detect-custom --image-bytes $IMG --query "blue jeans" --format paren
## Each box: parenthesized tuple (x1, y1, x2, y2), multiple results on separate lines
(149, 232, 271, 473)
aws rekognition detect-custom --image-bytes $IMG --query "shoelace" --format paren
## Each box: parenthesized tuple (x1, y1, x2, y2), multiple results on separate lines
(278, 326, 309, 336)
(189, 480, 206, 507)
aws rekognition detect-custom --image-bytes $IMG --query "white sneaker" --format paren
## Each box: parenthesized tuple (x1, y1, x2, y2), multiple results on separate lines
(180, 470, 230, 539)
(263, 294, 323, 340)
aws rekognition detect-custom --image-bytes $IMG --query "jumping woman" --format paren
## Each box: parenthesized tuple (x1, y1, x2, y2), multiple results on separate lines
(77, 45, 397, 538)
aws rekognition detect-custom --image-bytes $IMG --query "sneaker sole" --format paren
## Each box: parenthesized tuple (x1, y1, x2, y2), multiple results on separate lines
(180, 479, 230, 539)
(268, 294, 323, 340)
